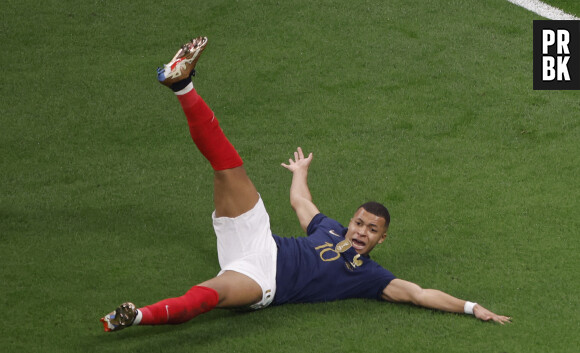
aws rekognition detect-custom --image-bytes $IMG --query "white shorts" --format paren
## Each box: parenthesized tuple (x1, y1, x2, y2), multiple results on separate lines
(212, 197, 277, 309)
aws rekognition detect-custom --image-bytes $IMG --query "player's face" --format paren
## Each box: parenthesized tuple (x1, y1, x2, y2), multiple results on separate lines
(345, 208, 387, 256)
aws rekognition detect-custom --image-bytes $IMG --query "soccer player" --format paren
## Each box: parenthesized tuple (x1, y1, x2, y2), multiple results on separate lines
(100, 37, 511, 332)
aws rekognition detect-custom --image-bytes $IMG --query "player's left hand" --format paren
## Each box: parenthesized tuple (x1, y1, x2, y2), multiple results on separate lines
(474, 304, 512, 324)
(281, 147, 313, 173)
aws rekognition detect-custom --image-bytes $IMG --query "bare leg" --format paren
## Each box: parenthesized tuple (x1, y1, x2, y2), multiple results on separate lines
(199, 271, 262, 308)
(213, 167, 260, 218)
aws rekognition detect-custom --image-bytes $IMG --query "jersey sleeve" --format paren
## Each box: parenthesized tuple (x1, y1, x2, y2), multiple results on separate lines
(306, 213, 345, 236)
(306, 213, 325, 235)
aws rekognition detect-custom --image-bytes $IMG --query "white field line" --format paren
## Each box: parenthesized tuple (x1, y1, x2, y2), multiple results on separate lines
(506, 0, 580, 20)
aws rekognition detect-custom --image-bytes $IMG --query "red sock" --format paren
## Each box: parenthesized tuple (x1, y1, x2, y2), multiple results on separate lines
(138, 286, 219, 325)
(177, 90, 243, 171)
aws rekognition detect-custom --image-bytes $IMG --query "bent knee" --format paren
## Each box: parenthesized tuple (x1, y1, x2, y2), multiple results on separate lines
(198, 271, 262, 308)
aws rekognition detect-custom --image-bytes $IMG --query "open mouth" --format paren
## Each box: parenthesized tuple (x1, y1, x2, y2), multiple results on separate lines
(351, 238, 366, 250)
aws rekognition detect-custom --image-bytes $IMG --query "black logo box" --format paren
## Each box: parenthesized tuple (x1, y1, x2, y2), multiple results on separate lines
(533, 20, 580, 90)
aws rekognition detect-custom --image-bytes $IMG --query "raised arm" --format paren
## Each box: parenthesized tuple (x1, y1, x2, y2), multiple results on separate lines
(281, 147, 320, 232)
(382, 279, 512, 324)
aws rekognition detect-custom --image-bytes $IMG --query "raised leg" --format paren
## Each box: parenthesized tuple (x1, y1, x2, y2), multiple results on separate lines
(100, 37, 265, 333)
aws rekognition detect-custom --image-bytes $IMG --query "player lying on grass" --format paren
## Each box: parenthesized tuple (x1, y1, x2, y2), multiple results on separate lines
(100, 36, 511, 332)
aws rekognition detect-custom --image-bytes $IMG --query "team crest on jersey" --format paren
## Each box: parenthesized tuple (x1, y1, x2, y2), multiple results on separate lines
(345, 254, 363, 271)
(335, 239, 351, 253)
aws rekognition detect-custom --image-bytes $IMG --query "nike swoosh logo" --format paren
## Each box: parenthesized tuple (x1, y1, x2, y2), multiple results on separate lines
(329, 230, 342, 237)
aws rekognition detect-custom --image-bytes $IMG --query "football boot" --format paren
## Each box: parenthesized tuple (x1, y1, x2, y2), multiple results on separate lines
(100, 302, 137, 332)
(157, 36, 208, 87)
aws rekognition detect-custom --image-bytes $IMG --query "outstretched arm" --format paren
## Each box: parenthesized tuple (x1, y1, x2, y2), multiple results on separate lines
(382, 279, 512, 324)
(281, 147, 320, 232)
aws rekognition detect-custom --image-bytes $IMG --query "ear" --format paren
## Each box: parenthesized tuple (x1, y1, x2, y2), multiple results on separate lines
(378, 231, 387, 244)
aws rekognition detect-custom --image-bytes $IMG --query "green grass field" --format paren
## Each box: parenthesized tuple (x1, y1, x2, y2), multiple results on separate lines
(2, 0, 579, 352)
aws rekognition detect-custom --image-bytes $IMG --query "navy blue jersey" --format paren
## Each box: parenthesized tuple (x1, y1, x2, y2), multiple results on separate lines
(272, 213, 396, 305)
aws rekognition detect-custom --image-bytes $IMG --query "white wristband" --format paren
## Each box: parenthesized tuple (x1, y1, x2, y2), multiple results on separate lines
(464, 301, 477, 315)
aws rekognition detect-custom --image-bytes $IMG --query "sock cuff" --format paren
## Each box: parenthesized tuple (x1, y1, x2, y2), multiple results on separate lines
(133, 309, 143, 326)
(175, 82, 195, 96)
(191, 286, 220, 307)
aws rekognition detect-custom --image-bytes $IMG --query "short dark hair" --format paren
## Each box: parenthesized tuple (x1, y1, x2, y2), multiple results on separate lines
(358, 201, 390, 228)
